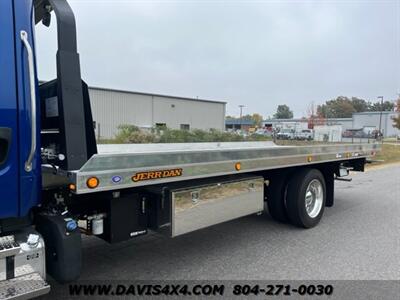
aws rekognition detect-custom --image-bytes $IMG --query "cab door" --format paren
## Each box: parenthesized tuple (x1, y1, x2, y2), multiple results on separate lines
(0, 0, 20, 218)
(13, 0, 42, 217)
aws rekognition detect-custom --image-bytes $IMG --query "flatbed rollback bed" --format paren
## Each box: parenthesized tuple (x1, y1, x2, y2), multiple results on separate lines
(0, 0, 381, 298)
(65, 141, 378, 193)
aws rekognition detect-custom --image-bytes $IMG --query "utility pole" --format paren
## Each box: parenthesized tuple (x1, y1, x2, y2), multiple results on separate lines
(378, 96, 384, 139)
(239, 105, 245, 131)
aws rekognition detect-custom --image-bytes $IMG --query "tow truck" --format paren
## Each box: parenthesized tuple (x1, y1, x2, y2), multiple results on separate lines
(0, 0, 380, 298)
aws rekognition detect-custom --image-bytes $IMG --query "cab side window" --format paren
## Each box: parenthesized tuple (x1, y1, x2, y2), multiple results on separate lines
(0, 128, 11, 166)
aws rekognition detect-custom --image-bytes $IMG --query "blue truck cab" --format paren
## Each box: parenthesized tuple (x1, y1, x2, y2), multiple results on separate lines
(0, 0, 41, 221)
(0, 0, 94, 297)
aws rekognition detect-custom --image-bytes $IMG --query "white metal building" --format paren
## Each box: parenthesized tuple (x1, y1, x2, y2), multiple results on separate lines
(352, 111, 399, 137)
(88, 87, 226, 139)
(262, 118, 353, 131)
(263, 114, 400, 138)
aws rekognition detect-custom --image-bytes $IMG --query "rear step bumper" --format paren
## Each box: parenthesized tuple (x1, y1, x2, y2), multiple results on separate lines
(0, 272, 49, 300)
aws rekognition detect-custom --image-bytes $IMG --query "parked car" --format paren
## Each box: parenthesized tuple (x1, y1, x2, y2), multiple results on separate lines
(276, 129, 295, 140)
(295, 129, 314, 141)
(254, 128, 272, 136)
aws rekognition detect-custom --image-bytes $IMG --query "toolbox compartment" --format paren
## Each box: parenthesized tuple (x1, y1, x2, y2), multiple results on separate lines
(145, 175, 264, 237)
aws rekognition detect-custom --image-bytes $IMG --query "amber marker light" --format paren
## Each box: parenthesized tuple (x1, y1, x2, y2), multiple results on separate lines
(235, 162, 242, 171)
(87, 177, 99, 189)
(69, 184, 76, 191)
(307, 156, 313, 162)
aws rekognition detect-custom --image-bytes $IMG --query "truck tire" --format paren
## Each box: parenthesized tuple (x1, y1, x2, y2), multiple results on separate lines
(285, 169, 326, 228)
(266, 179, 288, 223)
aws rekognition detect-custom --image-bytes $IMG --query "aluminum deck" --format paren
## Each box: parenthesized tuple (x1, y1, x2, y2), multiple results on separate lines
(68, 142, 380, 194)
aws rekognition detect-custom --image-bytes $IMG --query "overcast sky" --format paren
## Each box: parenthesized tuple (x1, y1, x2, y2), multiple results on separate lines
(36, 0, 400, 118)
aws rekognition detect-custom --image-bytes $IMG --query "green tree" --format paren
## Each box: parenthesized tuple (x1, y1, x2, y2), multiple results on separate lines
(368, 100, 395, 112)
(317, 96, 395, 119)
(250, 113, 264, 127)
(350, 97, 369, 112)
(317, 96, 356, 118)
(274, 105, 293, 119)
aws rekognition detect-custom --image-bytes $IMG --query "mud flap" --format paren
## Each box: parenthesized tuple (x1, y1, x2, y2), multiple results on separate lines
(36, 214, 82, 283)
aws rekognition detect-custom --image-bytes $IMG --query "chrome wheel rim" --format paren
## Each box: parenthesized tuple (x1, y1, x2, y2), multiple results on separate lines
(305, 179, 323, 218)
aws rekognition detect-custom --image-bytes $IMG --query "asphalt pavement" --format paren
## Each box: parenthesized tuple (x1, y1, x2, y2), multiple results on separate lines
(45, 164, 400, 298)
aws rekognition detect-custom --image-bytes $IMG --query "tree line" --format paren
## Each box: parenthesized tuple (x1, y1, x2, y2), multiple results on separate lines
(227, 96, 399, 130)
(270, 96, 395, 119)
(316, 96, 394, 118)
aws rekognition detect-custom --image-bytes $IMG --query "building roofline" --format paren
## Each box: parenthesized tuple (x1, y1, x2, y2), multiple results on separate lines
(89, 86, 227, 105)
(263, 117, 352, 122)
(225, 119, 255, 125)
(263, 118, 306, 122)
(353, 111, 395, 115)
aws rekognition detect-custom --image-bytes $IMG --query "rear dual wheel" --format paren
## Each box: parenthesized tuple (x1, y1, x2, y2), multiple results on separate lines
(267, 168, 326, 228)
